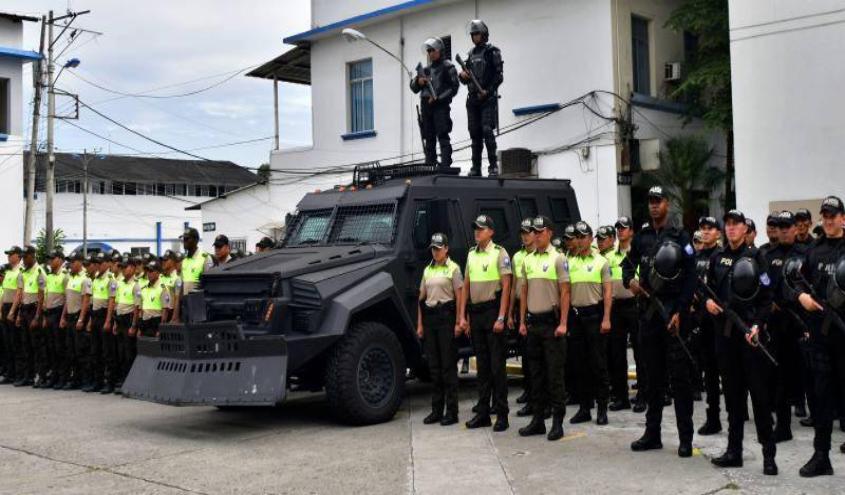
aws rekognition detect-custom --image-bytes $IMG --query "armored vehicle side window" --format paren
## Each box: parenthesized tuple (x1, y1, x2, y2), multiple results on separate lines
(518, 198, 538, 220)
(549, 197, 572, 223)
(479, 206, 510, 245)
(330, 203, 396, 244)
(287, 209, 332, 245)
(413, 206, 429, 249)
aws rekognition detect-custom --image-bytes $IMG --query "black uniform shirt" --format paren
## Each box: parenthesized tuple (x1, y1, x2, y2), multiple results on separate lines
(463, 43, 503, 96)
(791, 235, 845, 302)
(706, 243, 773, 328)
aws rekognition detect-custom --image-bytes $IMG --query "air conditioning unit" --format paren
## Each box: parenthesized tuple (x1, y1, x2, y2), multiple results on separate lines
(664, 62, 682, 82)
(500, 148, 535, 177)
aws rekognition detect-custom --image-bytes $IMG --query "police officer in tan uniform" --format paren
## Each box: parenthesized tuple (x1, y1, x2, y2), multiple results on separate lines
(58, 252, 91, 389)
(10, 246, 45, 387)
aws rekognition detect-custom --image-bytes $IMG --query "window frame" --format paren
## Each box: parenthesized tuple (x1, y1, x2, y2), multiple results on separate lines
(347, 58, 374, 134)
(631, 15, 652, 96)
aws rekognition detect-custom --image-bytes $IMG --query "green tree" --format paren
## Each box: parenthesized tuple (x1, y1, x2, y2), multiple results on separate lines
(35, 228, 65, 263)
(666, 0, 734, 210)
(643, 136, 725, 232)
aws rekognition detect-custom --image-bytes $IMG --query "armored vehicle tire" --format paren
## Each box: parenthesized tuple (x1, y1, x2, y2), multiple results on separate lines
(325, 321, 406, 425)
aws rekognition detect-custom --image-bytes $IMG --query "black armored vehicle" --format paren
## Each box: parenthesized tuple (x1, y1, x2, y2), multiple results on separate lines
(123, 164, 580, 425)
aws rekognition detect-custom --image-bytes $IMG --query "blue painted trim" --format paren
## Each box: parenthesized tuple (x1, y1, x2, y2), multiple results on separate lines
(512, 103, 562, 116)
(155, 221, 162, 257)
(341, 130, 377, 141)
(0, 46, 42, 61)
(630, 93, 688, 116)
(0, 134, 7, 142)
(283, 0, 436, 44)
(64, 238, 182, 243)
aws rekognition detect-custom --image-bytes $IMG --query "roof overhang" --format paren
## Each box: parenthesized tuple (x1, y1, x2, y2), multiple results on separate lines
(246, 45, 310, 85)
(283, 0, 439, 45)
(0, 12, 40, 23)
(0, 46, 41, 62)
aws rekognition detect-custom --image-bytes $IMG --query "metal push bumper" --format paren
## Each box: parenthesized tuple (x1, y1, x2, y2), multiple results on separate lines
(122, 321, 287, 406)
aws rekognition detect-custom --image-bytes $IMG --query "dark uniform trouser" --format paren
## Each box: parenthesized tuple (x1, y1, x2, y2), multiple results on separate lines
(571, 308, 610, 408)
(770, 312, 802, 428)
(139, 317, 161, 338)
(14, 304, 37, 380)
(565, 310, 582, 404)
(716, 326, 776, 457)
(102, 316, 118, 387)
(114, 314, 134, 384)
(609, 299, 637, 402)
(422, 305, 459, 414)
(421, 102, 453, 169)
(526, 313, 566, 415)
(1, 303, 16, 379)
(39, 307, 62, 380)
(88, 309, 107, 386)
(808, 315, 845, 453)
(466, 96, 498, 171)
(800, 335, 817, 419)
(515, 309, 532, 395)
(641, 310, 694, 442)
(698, 316, 721, 420)
(62, 312, 80, 384)
(470, 302, 508, 416)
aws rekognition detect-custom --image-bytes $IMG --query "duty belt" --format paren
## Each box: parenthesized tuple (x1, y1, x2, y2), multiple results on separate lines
(527, 310, 558, 325)
(44, 307, 63, 315)
(572, 304, 603, 319)
(469, 298, 499, 313)
(422, 301, 456, 315)
(613, 297, 637, 309)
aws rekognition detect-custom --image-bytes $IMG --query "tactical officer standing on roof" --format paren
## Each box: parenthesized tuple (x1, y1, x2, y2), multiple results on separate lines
(459, 214, 512, 431)
(133, 260, 171, 338)
(788, 196, 845, 477)
(765, 210, 809, 442)
(460, 20, 503, 177)
(411, 37, 459, 172)
(704, 209, 777, 475)
(39, 250, 67, 388)
(58, 252, 90, 389)
(567, 222, 613, 426)
(85, 252, 116, 393)
(694, 216, 724, 436)
(518, 216, 570, 441)
(794, 209, 815, 246)
(417, 233, 463, 426)
(623, 186, 697, 458)
(181, 228, 213, 294)
(0, 246, 23, 384)
(510, 218, 536, 416)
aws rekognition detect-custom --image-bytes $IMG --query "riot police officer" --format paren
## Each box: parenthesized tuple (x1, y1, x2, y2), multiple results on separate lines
(695, 216, 724, 436)
(705, 209, 777, 475)
(459, 20, 503, 177)
(0, 246, 23, 384)
(510, 218, 536, 415)
(622, 186, 697, 458)
(790, 196, 845, 477)
(459, 214, 512, 431)
(417, 233, 463, 426)
(745, 218, 758, 247)
(761, 213, 780, 254)
(411, 37, 459, 171)
(794, 209, 814, 246)
(518, 216, 570, 440)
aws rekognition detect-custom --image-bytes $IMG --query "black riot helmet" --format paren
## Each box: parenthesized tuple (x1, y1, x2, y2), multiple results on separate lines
(422, 37, 445, 57)
(653, 242, 683, 281)
(730, 257, 761, 303)
(828, 256, 845, 309)
(467, 19, 489, 42)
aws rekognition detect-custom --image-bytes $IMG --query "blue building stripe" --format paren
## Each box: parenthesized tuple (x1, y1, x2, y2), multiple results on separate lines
(0, 46, 42, 61)
(284, 0, 437, 44)
(512, 103, 563, 116)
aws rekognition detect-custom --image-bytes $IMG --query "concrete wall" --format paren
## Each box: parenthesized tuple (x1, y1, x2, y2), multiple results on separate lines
(0, 57, 25, 137)
(0, 18, 24, 48)
(0, 141, 24, 249)
(729, 0, 845, 227)
(199, 183, 288, 252)
(30, 193, 203, 255)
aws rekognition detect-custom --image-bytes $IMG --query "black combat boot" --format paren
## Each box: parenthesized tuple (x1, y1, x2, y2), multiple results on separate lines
(630, 431, 662, 451)
(799, 416, 814, 427)
(468, 167, 482, 177)
(799, 451, 833, 477)
(711, 450, 743, 468)
(493, 415, 509, 432)
(547, 413, 565, 441)
(440, 410, 458, 426)
(100, 383, 114, 395)
(596, 403, 608, 425)
(569, 405, 591, 424)
(632, 398, 647, 413)
(423, 410, 443, 425)
(518, 415, 546, 437)
(516, 404, 533, 417)
(794, 403, 807, 418)
(763, 444, 778, 476)
(697, 411, 722, 435)
(465, 413, 492, 429)
(678, 441, 693, 458)
(516, 390, 529, 404)
(609, 399, 631, 411)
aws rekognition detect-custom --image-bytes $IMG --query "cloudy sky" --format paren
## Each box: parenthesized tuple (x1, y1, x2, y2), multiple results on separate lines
(7, 0, 312, 169)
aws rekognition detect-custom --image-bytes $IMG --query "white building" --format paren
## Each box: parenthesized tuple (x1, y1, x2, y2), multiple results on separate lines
(0, 12, 39, 250)
(730, 0, 845, 225)
(197, 0, 724, 240)
(28, 152, 256, 255)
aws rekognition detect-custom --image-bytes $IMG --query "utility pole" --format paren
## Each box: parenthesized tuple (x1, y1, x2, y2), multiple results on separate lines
(82, 149, 89, 257)
(24, 16, 46, 245)
(45, 10, 55, 251)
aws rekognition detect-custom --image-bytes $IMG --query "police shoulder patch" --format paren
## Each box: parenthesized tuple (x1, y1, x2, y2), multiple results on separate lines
(684, 244, 695, 256)
(759, 273, 771, 286)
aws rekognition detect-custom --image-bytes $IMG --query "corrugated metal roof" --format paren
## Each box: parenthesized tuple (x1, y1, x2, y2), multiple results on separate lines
(245, 45, 310, 85)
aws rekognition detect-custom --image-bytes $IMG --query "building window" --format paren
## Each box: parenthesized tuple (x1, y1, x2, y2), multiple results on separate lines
(0, 78, 8, 134)
(230, 238, 247, 253)
(130, 247, 150, 256)
(348, 59, 374, 133)
(441, 35, 452, 60)
(631, 15, 651, 95)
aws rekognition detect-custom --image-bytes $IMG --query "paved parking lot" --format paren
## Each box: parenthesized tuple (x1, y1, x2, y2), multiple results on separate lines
(0, 375, 844, 494)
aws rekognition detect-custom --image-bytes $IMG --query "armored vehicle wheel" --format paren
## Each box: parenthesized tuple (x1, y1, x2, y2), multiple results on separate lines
(325, 321, 405, 425)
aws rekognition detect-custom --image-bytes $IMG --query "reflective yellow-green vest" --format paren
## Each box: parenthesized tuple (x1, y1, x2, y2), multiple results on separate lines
(116, 278, 136, 305)
(466, 243, 503, 282)
(423, 259, 460, 281)
(141, 281, 164, 310)
(92, 272, 113, 301)
(603, 250, 626, 281)
(21, 264, 44, 295)
(2, 264, 20, 292)
(568, 253, 605, 284)
(181, 250, 208, 283)
(67, 272, 87, 293)
(45, 269, 66, 295)
(512, 248, 530, 280)
(524, 249, 561, 281)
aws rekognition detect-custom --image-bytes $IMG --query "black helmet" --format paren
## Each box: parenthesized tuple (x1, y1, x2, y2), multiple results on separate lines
(730, 257, 760, 302)
(653, 242, 683, 281)
(467, 19, 489, 40)
(828, 256, 845, 309)
(422, 37, 445, 55)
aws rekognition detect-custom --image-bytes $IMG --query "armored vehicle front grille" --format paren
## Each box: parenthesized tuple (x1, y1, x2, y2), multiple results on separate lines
(290, 279, 321, 307)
